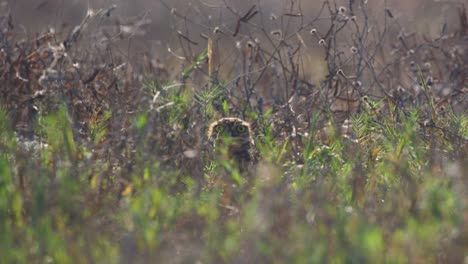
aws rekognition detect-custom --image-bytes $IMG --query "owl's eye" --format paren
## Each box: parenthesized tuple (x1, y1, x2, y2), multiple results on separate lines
(236, 125, 247, 133)
(214, 125, 224, 133)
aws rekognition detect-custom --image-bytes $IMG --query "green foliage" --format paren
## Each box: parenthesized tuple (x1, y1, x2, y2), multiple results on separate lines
(38, 105, 77, 158)
(1, 84, 465, 263)
(182, 48, 208, 81)
(1, 3, 466, 263)
(194, 84, 224, 118)
(89, 110, 112, 143)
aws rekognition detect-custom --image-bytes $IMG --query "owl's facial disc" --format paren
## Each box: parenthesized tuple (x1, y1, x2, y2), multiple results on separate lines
(208, 118, 253, 150)
(215, 128, 250, 149)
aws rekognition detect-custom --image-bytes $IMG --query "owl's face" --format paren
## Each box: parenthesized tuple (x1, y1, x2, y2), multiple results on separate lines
(208, 117, 253, 157)
(208, 117, 253, 145)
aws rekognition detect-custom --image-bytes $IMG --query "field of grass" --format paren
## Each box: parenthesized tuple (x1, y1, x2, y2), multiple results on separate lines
(0, 1, 467, 263)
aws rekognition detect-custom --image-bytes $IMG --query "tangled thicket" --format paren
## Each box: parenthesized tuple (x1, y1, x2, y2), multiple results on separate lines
(0, 1, 467, 263)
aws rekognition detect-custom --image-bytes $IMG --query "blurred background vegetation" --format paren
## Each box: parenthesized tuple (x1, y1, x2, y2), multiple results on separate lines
(0, 0, 467, 263)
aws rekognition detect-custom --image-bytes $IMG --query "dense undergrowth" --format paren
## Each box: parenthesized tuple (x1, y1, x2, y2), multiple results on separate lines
(0, 1, 467, 263)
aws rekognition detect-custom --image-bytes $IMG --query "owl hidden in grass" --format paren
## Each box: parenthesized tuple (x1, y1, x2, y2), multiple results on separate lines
(207, 117, 256, 173)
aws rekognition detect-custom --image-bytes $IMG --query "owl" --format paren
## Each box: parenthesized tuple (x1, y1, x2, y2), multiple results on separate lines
(207, 117, 255, 173)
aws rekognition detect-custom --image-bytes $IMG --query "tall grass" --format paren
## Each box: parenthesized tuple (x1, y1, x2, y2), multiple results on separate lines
(0, 0, 466, 263)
